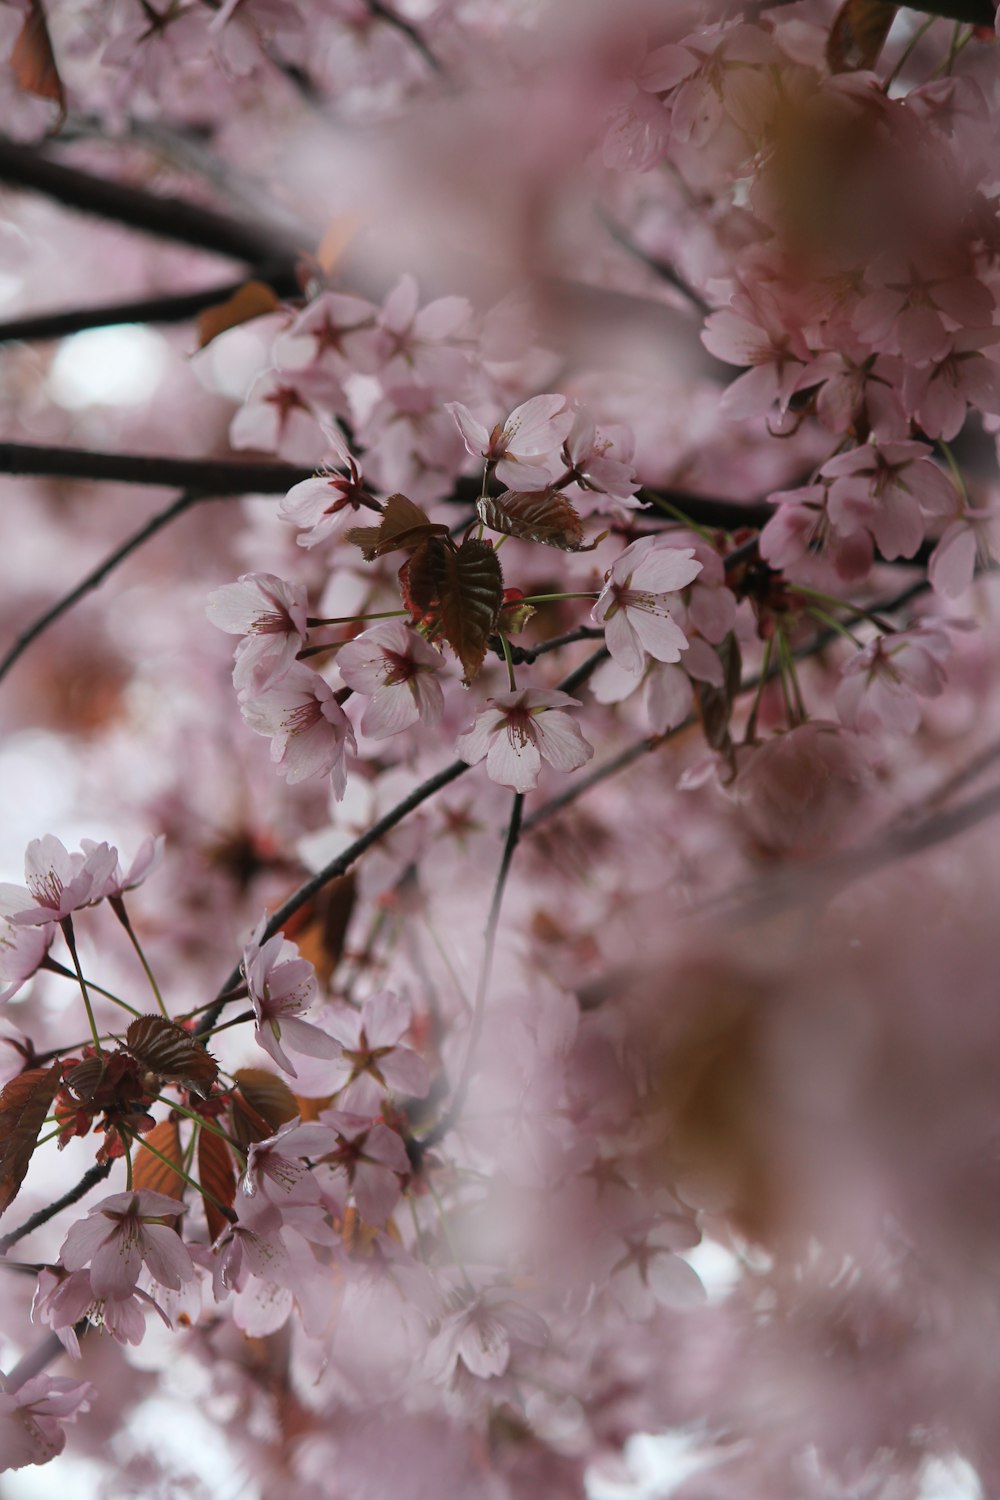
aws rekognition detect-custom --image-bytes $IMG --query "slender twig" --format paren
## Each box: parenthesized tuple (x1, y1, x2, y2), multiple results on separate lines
(366, 0, 446, 76)
(0, 269, 298, 345)
(596, 208, 711, 318)
(196, 646, 609, 1036)
(0, 138, 303, 267)
(0, 1160, 113, 1253)
(421, 792, 525, 1149)
(1, 1332, 68, 1391)
(0, 491, 204, 687)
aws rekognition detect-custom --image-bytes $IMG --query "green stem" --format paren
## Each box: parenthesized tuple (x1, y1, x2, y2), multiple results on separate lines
(307, 610, 408, 626)
(129, 1128, 234, 1219)
(792, 583, 896, 634)
(805, 605, 864, 648)
(937, 439, 968, 506)
(59, 917, 102, 1056)
(638, 487, 717, 542)
(519, 591, 600, 606)
(743, 637, 773, 744)
(41, 957, 141, 1015)
(883, 14, 937, 90)
(124, 1140, 133, 1190)
(156, 1096, 245, 1162)
(111, 897, 169, 1019)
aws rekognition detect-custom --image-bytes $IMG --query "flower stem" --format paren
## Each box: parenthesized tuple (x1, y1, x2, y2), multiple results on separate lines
(744, 637, 773, 744)
(59, 916, 103, 1056)
(111, 897, 169, 1019)
(307, 610, 408, 626)
(518, 591, 599, 605)
(639, 487, 716, 542)
(41, 957, 142, 1015)
(498, 629, 517, 691)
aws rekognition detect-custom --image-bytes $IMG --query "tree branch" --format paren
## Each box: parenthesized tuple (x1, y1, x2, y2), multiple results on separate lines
(366, 0, 447, 76)
(196, 646, 609, 1036)
(0, 491, 214, 685)
(0, 138, 304, 267)
(0, 1160, 113, 1254)
(0, 270, 299, 345)
(0, 442, 313, 492)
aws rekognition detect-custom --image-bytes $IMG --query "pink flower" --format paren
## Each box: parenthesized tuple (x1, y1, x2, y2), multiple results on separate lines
(324, 989, 429, 1113)
(97, 835, 166, 899)
(207, 572, 309, 695)
(273, 290, 377, 374)
(316, 1108, 410, 1225)
(360, 273, 473, 389)
(239, 664, 357, 795)
(456, 688, 594, 793)
(734, 722, 872, 856)
(900, 329, 1000, 440)
(592, 537, 702, 676)
(59, 1189, 195, 1301)
(0, 1373, 94, 1472)
(608, 1219, 705, 1320)
(0, 887, 52, 1002)
(836, 625, 952, 735)
(337, 621, 444, 739)
(229, 369, 332, 463)
(929, 506, 1000, 599)
(32, 1268, 166, 1357)
(241, 1119, 338, 1207)
(562, 409, 640, 510)
(425, 1288, 549, 1382)
(822, 441, 955, 562)
(243, 917, 341, 1078)
(279, 448, 379, 551)
(446, 394, 573, 490)
(0, 836, 120, 928)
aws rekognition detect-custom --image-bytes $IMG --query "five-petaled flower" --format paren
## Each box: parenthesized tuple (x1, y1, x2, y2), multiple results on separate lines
(59, 1189, 195, 1301)
(338, 621, 445, 739)
(240, 664, 357, 795)
(456, 688, 594, 793)
(243, 917, 341, 1077)
(592, 539, 703, 676)
(446, 394, 573, 490)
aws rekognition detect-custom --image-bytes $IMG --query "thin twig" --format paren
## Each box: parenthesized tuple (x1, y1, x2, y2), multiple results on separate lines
(0, 1160, 113, 1254)
(597, 208, 711, 318)
(0, 491, 205, 686)
(421, 791, 524, 1150)
(366, 0, 446, 76)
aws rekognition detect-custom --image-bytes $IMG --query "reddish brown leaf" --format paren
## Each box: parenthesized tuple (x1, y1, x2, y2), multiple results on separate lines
(196, 280, 280, 349)
(400, 536, 503, 684)
(345, 493, 449, 561)
(827, 0, 898, 72)
(477, 488, 590, 551)
(198, 1127, 237, 1243)
(11, 0, 66, 120)
(126, 1016, 218, 1098)
(0, 1064, 61, 1215)
(230, 1068, 300, 1148)
(132, 1118, 185, 1201)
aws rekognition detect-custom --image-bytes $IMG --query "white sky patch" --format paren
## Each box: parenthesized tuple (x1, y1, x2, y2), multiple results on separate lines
(48, 324, 169, 409)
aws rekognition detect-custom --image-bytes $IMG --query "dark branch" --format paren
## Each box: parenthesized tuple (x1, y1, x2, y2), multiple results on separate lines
(0, 491, 207, 686)
(196, 646, 609, 1037)
(0, 1160, 113, 1253)
(0, 269, 300, 345)
(597, 208, 711, 318)
(0, 138, 304, 267)
(0, 443, 314, 493)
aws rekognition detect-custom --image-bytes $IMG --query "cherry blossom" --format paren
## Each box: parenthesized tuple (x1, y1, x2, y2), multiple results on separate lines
(207, 572, 309, 694)
(425, 1287, 549, 1383)
(592, 538, 703, 676)
(239, 664, 357, 794)
(0, 1374, 94, 1472)
(929, 506, 1000, 598)
(836, 625, 953, 735)
(338, 621, 445, 739)
(456, 688, 594, 793)
(59, 1190, 195, 1301)
(446, 395, 574, 490)
(279, 451, 380, 550)
(0, 836, 119, 928)
(316, 1108, 410, 1225)
(323, 989, 430, 1113)
(241, 1119, 339, 1208)
(822, 441, 956, 562)
(242, 917, 341, 1076)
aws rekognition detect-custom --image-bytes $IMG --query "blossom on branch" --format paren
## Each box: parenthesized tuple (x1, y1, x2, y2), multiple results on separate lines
(338, 621, 445, 739)
(592, 538, 702, 676)
(59, 1189, 195, 1301)
(456, 688, 594, 793)
(239, 664, 357, 795)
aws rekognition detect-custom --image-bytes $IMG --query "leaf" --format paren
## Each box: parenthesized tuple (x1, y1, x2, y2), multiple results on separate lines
(125, 1016, 218, 1098)
(11, 0, 66, 121)
(196, 280, 281, 349)
(132, 1118, 185, 1201)
(279, 874, 356, 987)
(0, 1064, 61, 1215)
(230, 1068, 300, 1148)
(345, 494, 449, 561)
(400, 536, 504, 684)
(477, 488, 591, 551)
(695, 632, 743, 754)
(827, 0, 898, 71)
(198, 1127, 237, 1244)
